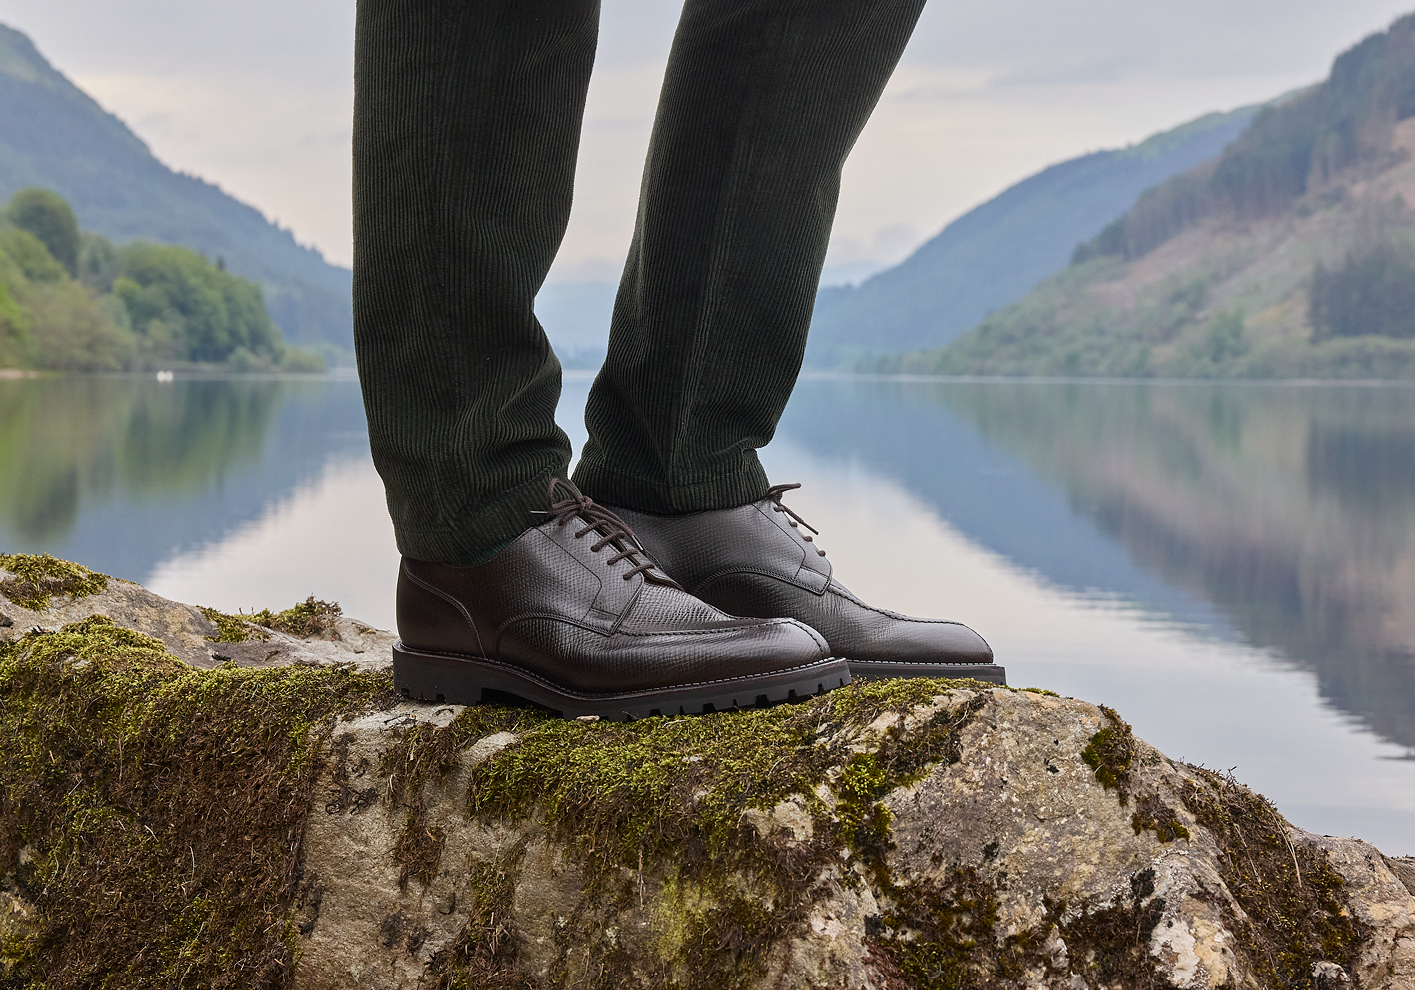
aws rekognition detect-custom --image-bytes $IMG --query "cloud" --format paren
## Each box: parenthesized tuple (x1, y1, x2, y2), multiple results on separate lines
(7, 0, 1415, 278)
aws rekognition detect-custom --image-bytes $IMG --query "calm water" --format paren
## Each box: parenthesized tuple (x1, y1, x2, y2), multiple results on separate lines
(2, 372, 1413, 853)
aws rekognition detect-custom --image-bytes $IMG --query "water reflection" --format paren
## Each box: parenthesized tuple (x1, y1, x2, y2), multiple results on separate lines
(0, 375, 369, 583)
(0, 378, 282, 540)
(1, 374, 1413, 850)
(780, 380, 1415, 751)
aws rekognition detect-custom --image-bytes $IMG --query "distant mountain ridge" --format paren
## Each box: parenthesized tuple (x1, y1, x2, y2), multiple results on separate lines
(805, 106, 1260, 367)
(0, 25, 352, 353)
(885, 12, 1415, 380)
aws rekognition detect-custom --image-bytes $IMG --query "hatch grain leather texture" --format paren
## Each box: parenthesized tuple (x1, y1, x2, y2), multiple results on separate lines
(612, 487, 1004, 683)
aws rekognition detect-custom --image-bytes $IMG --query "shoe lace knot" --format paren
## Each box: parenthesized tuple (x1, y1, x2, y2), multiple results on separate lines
(538, 479, 681, 586)
(766, 483, 826, 557)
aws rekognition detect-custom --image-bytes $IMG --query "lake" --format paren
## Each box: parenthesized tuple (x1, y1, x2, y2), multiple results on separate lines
(2, 371, 1413, 854)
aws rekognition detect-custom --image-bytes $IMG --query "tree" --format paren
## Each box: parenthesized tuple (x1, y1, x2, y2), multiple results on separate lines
(113, 242, 285, 363)
(1309, 244, 1415, 340)
(6, 187, 80, 277)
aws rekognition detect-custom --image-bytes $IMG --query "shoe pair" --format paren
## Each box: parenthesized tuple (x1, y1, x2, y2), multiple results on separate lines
(394, 480, 1002, 720)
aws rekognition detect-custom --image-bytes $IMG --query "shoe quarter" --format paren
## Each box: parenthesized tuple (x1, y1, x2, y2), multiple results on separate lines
(750, 503, 832, 594)
(533, 521, 639, 631)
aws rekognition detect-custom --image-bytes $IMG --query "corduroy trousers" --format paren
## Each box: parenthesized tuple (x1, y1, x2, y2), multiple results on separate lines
(353, 0, 927, 565)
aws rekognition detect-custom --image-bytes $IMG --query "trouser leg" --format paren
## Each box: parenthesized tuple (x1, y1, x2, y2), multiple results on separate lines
(353, 0, 598, 564)
(572, 0, 926, 513)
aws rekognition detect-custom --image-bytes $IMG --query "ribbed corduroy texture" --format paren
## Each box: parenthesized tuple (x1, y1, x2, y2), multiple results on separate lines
(573, 0, 927, 513)
(354, 0, 925, 564)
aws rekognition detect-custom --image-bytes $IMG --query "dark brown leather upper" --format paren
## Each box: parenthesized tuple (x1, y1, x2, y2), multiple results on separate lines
(611, 491, 995, 666)
(397, 505, 831, 694)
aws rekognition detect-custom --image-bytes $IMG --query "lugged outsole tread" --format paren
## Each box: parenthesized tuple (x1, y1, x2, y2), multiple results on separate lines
(846, 660, 1007, 685)
(392, 640, 851, 721)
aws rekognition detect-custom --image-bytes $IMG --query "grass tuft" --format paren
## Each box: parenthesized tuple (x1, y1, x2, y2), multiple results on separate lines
(197, 598, 342, 645)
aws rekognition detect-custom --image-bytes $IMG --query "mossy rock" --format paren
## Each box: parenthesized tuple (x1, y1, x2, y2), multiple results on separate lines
(2, 563, 1414, 989)
(0, 553, 108, 611)
(0, 553, 392, 670)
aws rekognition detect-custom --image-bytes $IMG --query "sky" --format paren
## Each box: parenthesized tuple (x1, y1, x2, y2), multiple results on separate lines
(4, 0, 1415, 285)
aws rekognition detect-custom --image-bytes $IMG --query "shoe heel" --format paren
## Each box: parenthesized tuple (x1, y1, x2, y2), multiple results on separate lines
(392, 641, 486, 705)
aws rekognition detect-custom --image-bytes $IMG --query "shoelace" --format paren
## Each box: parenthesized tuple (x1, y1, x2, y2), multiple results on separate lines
(766, 483, 827, 557)
(535, 479, 682, 587)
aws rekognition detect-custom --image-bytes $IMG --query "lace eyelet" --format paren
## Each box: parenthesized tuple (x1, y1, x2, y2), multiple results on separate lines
(817, 550, 826, 557)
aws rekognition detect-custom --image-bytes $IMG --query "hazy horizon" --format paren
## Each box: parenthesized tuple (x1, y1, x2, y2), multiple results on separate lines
(5, 0, 1415, 285)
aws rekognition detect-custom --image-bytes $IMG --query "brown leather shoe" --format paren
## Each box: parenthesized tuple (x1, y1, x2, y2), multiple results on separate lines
(393, 481, 849, 719)
(608, 484, 1005, 684)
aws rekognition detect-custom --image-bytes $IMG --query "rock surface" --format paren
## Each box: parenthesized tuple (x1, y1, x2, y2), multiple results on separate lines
(1, 557, 1413, 989)
(0, 554, 393, 670)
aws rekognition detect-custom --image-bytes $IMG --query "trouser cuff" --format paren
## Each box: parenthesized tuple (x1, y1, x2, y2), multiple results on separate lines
(393, 470, 564, 565)
(571, 459, 771, 515)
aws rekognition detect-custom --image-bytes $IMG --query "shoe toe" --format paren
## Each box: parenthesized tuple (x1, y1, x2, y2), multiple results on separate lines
(861, 617, 993, 666)
(924, 620, 993, 665)
(774, 616, 833, 664)
(709, 615, 832, 672)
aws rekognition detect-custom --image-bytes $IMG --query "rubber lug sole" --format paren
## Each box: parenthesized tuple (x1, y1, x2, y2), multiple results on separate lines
(392, 640, 852, 721)
(847, 660, 1007, 685)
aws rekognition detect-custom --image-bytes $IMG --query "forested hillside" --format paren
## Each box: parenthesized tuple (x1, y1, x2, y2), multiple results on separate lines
(886, 13, 1415, 379)
(0, 24, 352, 358)
(0, 188, 321, 372)
(804, 106, 1260, 367)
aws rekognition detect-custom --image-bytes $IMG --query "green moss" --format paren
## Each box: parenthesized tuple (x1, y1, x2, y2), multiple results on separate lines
(876, 867, 1006, 986)
(197, 598, 342, 645)
(1081, 704, 1136, 801)
(862, 696, 1191, 989)
(1180, 768, 1367, 988)
(834, 694, 988, 882)
(1082, 707, 1192, 845)
(7, 639, 1362, 990)
(460, 701, 842, 988)
(1021, 687, 1060, 697)
(1130, 792, 1192, 843)
(870, 864, 1184, 988)
(248, 597, 341, 639)
(365, 679, 996, 989)
(382, 717, 484, 890)
(837, 753, 893, 858)
(0, 553, 109, 611)
(196, 606, 269, 644)
(1058, 868, 1178, 988)
(0, 614, 395, 988)
(424, 852, 532, 989)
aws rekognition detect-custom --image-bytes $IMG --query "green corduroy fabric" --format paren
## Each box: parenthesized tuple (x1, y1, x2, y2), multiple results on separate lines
(354, 0, 925, 565)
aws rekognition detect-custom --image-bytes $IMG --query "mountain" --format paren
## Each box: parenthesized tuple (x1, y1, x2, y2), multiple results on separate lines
(804, 106, 1261, 367)
(0, 25, 352, 355)
(887, 13, 1415, 380)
